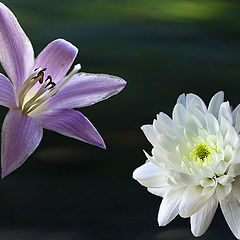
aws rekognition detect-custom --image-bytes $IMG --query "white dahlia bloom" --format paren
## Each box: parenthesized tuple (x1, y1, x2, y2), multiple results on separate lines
(133, 91, 240, 238)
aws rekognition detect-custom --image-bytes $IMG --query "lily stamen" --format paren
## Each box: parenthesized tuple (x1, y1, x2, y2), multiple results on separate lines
(45, 76, 56, 89)
(25, 64, 81, 114)
(22, 72, 56, 113)
(18, 68, 47, 110)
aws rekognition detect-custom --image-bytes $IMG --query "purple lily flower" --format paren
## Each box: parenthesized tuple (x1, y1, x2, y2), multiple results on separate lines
(0, 3, 126, 178)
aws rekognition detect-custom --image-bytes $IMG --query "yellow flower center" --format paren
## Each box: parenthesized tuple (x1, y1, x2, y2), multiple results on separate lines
(189, 143, 216, 168)
(193, 144, 211, 160)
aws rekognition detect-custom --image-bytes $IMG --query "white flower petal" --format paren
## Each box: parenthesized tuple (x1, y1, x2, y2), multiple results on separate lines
(214, 160, 229, 175)
(220, 115, 231, 138)
(183, 127, 195, 142)
(216, 184, 232, 201)
(198, 128, 208, 138)
(224, 145, 233, 162)
(200, 178, 216, 188)
(143, 150, 159, 165)
(141, 125, 158, 146)
(224, 125, 238, 147)
(158, 134, 177, 152)
(232, 104, 240, 125)
(132, 161, 167, 188)
(157, 112, 175, 130)
(199, 166, 215, 178)
(169, 171, 200, 186)
(181, 161, 190, 174)
(148, 186, 169, 197)
(190, 195, 218, 237)
(232, 177, 240, 199)
(186, 93, 207, 113)
(154, 113, 175, 138)
(217, 175, 234, 186)
(219, 102, 233, 125)
(202, 186, 216, 196)
(228, 164, 240, 178)
(176, 93, 186, 106)
(188, 105, 206, 129)
(179, 186, 214, 218)
(220, 194, 240, 239)
(158, 187, 185, 226)
(216, 131, 224, 153)
(203, 164, 215, 175)
(230, 147, 240, 164)
(173, 103, 187, 128)
(235, 111, 240, 133)
(208, 91, 224, 118)
(206, 112, 219, 134)
(186, 113, 202, 134)
(152, 147, 180, 169)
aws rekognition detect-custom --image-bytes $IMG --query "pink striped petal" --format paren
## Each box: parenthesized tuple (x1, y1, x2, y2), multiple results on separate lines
(1, 109, 43, 178)
(34, 39, 78, 84)
(36, 109, 105, 148)
(0, 3, 34, 94)
(47, 72, 126, 109)
(0, 74, 16, 108)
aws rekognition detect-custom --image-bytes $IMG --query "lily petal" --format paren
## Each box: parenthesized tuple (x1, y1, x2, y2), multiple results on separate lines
(1, 109, 43, 178)
(0, 74, 16, 108)
(34, 39, 78, 84)
(47, 72, 126, 109)
(36, 109, 105, 148)
(0, 3, 34, 93)
(190, 195, 218, 237)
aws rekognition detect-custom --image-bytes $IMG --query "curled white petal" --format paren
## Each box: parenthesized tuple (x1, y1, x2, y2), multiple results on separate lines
(132, 161, 167, 188)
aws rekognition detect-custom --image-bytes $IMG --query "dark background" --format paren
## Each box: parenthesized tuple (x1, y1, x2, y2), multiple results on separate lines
(0, 0, 239, 239)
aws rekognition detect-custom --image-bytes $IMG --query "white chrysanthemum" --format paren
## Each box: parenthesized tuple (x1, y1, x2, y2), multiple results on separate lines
(133, 91, 240, 238)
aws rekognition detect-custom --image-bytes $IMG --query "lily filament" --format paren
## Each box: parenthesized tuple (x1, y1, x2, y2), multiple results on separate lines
(18, 64, 81, 114)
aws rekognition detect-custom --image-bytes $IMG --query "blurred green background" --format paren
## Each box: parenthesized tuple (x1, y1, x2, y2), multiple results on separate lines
(0, 0, 239, 239)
